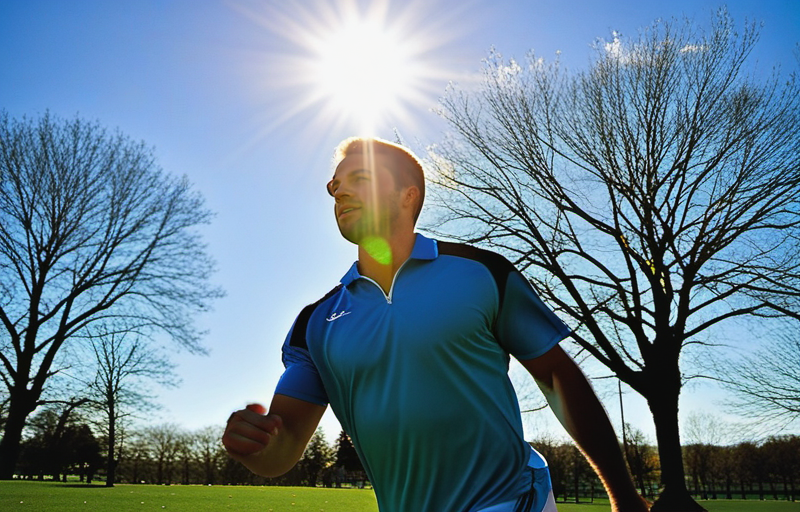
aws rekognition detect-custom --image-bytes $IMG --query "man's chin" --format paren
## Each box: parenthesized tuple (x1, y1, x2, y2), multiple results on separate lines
(337, 225, 363, 246)
(338, 226, 389, 248)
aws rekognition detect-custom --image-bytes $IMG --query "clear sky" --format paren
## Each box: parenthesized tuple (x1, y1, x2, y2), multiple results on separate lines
(2, 0, 798, 445)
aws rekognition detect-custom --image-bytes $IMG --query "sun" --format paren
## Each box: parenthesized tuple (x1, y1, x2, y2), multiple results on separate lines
(236, 0, 457, 136)
(311, 17, 415, 132)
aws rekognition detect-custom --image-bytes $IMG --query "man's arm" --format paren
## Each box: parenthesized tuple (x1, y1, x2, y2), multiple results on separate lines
(222, 393, 326, 477)
(520, 344, 649, 512)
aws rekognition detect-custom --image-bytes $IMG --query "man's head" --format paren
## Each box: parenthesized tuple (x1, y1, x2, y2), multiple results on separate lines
(328, 137, 425, 246)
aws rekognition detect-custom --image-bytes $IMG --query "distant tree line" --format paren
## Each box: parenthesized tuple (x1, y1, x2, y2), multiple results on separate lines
(683, 435, 800, 502)
(13, 401, 798, 504)
(530, 431, 800, 503)
(15, 404, 102, 484)
(13, 404, 367, 488)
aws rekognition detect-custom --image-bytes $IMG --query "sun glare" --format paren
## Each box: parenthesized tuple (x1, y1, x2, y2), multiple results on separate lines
(312, 19, 413, 132)
(237, 0, 459, 136)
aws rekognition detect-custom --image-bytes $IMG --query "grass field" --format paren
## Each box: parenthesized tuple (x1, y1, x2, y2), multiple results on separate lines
(1, 481, 797, 511)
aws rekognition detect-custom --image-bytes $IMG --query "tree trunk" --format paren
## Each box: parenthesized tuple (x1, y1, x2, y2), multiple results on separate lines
(132, 458, 139, 484)
(205, 458, 214, 485)
(106, 409, 116, 487)
(573, 453, 580, 503)
(647, 386, 707, 512)
(0, 393, 37, 479)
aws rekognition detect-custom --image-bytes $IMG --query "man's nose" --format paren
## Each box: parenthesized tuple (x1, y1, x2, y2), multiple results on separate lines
(334, 186, 352, 203)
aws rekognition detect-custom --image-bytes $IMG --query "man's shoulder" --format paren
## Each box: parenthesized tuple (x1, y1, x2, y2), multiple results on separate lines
(435, 240, 516, 290)
(437, 239, 512, 267)
(288, 284, 343, 350)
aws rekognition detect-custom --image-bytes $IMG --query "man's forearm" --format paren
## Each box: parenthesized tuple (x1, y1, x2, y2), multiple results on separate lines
(542, 366, 643, 510)
(522, 347, 647, 511)
(541, 368, 642, 508)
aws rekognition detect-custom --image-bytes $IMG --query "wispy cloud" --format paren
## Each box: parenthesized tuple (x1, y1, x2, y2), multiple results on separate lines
(680, 44, 707, 53)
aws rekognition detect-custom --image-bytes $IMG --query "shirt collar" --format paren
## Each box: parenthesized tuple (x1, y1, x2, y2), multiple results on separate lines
(340, 233, 438, 286)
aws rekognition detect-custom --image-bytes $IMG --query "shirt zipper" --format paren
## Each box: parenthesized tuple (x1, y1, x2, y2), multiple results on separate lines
(360, 260, 410, 304)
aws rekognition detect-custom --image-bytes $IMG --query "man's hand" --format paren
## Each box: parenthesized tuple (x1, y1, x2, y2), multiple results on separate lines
(220, 395, 326, 478)
(222, 403, 284, 459)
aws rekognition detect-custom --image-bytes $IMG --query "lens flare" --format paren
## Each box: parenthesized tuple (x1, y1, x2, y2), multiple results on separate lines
(235, 0, 461, 136)
(362, 236, 392, 265)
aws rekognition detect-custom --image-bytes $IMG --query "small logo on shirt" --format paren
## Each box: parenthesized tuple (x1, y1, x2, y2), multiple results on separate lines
(326, 310, 352, 322)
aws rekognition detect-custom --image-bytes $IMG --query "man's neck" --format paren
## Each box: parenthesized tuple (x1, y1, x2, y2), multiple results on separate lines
(357, 229, 416, 294)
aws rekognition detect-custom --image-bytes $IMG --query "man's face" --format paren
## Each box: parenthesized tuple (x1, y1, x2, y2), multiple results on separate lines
(328, 152, 402, 246)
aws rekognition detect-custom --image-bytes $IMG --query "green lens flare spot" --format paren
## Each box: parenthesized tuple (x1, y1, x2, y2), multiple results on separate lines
(362, 236, 392, 265)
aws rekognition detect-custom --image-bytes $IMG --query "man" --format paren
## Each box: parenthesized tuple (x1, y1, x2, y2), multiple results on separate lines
(223, 137, 648, 512)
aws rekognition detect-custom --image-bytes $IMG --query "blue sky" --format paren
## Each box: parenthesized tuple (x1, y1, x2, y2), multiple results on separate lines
(2, 0, 798, 444)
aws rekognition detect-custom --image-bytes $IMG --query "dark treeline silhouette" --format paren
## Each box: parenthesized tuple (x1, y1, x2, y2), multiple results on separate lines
(532, 434, 800, 503)
(16, 406, 102, 483)
(13, 404, 798, 504)
(14, 416, 369, 489)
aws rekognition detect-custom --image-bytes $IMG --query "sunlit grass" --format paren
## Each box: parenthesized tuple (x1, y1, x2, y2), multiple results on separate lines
(0, 481, 377, 512)
(1, 481, 797, 511)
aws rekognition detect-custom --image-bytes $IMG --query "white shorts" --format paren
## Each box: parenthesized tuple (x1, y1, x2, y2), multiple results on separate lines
(477, 488, 557, 512)
(477, 448, 558, 512)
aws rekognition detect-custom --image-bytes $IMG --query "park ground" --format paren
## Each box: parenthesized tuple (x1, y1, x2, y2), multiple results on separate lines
(1, 482, 799, 512)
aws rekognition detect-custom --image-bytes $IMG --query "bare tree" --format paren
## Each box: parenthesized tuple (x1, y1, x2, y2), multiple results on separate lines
(623, 424, 659, 499)
(717, 323, 800, 428)
(0, 112, 223, 479)
(683, 412, 730, 500)
(116, 430, 152, 484)
(428, 10, 800, 511)
(146, 423, 182, 485)
(192, 425, 224, 485)
(175, 430, 194, 485)
(683, 412, 731, 448)
(84, 326, 177, 486)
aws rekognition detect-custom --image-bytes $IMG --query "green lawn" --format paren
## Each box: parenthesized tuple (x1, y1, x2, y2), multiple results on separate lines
(0, 482, 378, 512)
(0, 481, 797, 511)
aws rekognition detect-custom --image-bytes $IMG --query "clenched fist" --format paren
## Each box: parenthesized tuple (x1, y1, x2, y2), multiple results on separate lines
(222, 403, 284, 458)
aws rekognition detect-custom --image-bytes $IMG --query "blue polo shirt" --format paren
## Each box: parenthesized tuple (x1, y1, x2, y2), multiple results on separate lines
(275, 233, 570, 512)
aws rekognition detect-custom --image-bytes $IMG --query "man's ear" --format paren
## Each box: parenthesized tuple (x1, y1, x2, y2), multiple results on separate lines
(402, 186, 421, 211)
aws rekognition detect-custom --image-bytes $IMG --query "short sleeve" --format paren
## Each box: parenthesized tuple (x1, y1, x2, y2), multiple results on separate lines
(274, 318, 329, 407)
(495, 269, 571, 360)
